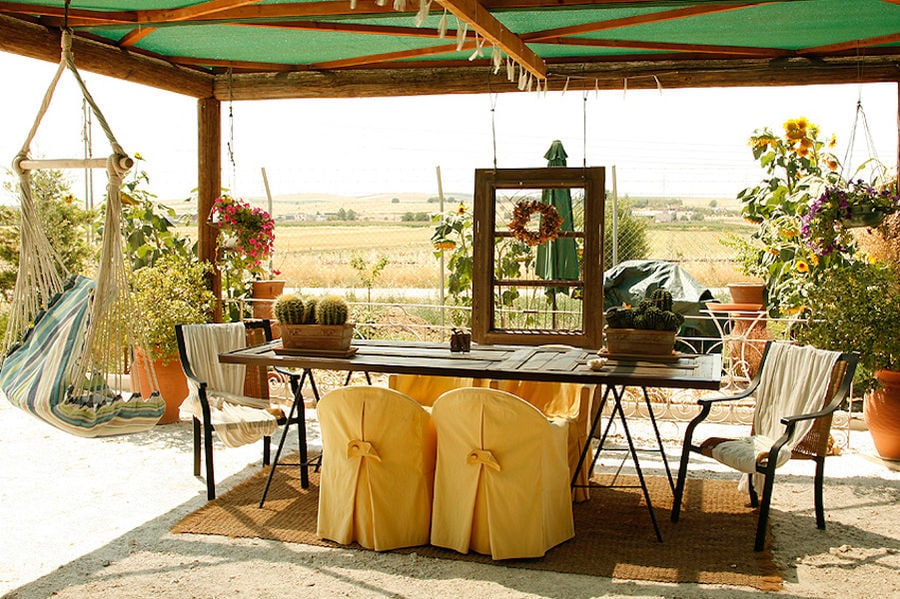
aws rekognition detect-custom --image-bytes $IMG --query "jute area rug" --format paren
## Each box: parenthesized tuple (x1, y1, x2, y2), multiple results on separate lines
(173, 461, 782, 592)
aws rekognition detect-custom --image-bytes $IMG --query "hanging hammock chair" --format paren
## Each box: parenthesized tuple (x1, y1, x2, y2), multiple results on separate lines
(0, 29, 165, 436)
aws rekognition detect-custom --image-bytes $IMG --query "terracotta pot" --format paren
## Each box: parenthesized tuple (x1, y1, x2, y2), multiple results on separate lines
(727, 282, 766, 305)
(252, 280, 286, 337)
(131, 347, 189, 425)
(864, 369, 900, 461)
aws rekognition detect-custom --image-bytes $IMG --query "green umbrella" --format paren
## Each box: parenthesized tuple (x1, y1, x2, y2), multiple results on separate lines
(535, 140, 579, 299)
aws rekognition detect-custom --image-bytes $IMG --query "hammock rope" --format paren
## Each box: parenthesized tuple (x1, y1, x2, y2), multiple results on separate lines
(0, 29, 165, 436)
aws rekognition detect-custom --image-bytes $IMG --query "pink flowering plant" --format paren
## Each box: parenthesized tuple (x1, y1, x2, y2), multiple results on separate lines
(210, 195, 276, 318)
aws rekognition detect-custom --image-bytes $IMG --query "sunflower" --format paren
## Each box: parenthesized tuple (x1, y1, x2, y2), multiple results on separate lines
(457, 203, 466, 215)
(433, 240, 456, 251)
(827, 159, 839, 171)
(795, 259, 810, 273)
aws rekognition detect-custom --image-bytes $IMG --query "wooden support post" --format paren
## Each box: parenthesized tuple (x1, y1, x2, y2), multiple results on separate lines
(198, 97, 222, 322)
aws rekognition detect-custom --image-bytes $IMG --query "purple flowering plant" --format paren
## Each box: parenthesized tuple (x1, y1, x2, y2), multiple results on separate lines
(801, 180, 900, 257)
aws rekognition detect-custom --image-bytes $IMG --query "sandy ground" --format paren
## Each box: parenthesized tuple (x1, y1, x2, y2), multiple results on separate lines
(1, 388, 898, 599)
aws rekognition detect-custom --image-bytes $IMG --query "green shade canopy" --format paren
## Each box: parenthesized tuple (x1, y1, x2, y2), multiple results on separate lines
(1, 1, 898, 99)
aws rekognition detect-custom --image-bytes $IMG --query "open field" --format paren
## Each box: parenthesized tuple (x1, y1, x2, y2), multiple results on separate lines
(174, 192, 755, 290)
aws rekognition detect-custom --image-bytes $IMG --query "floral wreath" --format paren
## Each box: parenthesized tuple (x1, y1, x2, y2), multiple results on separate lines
(508, 199, 562, 246)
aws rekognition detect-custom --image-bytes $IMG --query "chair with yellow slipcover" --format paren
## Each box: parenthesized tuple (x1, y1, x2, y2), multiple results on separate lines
(489, 379, 594, 502)
(387, 374, 486, 407)
(430, 387, 574, 560)
(671, 341, 859, 551)
(316, 386, 436, 551)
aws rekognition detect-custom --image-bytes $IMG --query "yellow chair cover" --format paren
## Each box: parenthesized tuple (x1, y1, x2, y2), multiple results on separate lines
(489, 380, 594, 502)
(430, 387, 574, 560)
(388, 374, 486, 407)
(317, 386, 436, 551)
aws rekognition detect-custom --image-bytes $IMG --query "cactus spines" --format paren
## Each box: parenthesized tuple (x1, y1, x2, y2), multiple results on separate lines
(273, 293, 305, 325)
(315, 295, 349, 325)
(303, 298, 318, 324)
(603, 287, 683, 332)
(648, 288, 674, 312)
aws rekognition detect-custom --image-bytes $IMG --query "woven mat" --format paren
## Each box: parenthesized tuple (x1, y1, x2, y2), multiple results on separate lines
(173, 462, 782, 591)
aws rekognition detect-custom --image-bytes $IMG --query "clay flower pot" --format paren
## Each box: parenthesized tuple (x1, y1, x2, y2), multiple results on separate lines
(864, 369, 900, 461)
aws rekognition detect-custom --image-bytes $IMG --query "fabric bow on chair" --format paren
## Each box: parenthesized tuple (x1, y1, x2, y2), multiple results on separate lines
(316, 386, 436, 551)
(671, 341, 858, 551)
(430, 387, 574, 560)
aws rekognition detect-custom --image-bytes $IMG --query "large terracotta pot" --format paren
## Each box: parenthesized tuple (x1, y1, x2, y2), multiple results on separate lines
(252, 279, 286, 337)
(864, 369, 900, 461)
(131, 347, 189, 425)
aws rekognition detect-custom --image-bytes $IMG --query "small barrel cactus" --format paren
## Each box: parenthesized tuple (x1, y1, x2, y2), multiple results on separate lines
(303, 298, 318, 324)
(604, 286, 683, 332)
(648, 288, 674, 313)
(273, 293, 306, 325)
(316, 295, 349, 325)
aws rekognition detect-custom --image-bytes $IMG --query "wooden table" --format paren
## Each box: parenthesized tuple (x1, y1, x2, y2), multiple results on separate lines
(221, 339, 722, 537)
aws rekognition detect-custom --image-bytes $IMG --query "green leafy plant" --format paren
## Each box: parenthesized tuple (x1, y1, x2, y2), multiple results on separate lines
(431, 204, 532, 327)
(349, 252, 388, 305)
(0, 169, 96, 300)
(131, 254, 216, 364)
(796, 260, 900, 393)
(120, 164, 195, 270)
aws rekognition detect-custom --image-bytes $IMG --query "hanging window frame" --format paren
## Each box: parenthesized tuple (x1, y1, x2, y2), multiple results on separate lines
(472, 167, 605, 348)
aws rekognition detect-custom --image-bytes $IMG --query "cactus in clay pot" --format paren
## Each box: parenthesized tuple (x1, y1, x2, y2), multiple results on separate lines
(273, 293, 306, 325)
(605, 288, 684, 332)
(316, 295, 349, 325)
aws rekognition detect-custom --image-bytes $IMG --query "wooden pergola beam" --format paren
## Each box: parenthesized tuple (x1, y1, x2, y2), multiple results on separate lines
(435, 0, 546, 79)
(0, 14, 214, 98)
(216, 56, 900, 100)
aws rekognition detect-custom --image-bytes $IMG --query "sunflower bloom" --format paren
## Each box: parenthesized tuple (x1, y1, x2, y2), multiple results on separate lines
(457, 203, 466, 215)
(795, 117, 809, 130)
(827, 160, 838, 171)
(795, 259, 809, 273)
(809, 254, 819, 266)
(827, 134, 837, 148)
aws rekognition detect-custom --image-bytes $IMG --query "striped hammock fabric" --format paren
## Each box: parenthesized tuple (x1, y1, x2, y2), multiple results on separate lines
(0, 275, 165, 437)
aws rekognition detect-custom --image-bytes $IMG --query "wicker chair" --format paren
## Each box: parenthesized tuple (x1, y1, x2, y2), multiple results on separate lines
(671, 340, 859, 551)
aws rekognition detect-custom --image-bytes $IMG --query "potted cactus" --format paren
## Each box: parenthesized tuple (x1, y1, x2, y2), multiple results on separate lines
(273, 293, 355, 352)
(603, 288, 685, 357)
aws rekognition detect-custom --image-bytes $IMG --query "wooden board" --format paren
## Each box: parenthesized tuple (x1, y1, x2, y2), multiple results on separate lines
(597, 347, 684, 363)
(273, 346, 359, 358)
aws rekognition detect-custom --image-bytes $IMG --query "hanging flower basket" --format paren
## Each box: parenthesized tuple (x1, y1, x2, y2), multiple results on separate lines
(844, 206, 886, 229)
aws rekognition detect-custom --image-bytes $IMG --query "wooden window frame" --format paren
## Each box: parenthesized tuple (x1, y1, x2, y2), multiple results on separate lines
(472, 167, 605, 348)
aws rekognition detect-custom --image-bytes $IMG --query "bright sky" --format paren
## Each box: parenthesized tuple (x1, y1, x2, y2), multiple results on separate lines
(1, 50, 897, 207)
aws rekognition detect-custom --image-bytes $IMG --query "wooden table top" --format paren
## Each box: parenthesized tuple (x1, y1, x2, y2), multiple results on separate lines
(221, 339, 723, 391)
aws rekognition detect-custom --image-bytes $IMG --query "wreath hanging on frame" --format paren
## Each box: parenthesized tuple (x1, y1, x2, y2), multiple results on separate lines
(508, 199, 563, 245)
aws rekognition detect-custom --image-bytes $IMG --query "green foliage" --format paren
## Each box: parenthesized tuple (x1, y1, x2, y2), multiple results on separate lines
(120, 168, 195, 270)
(316, 295, 349, 325)
(0, 170, 96, 301)
(431, 204, 532, 327)
(603, 197, 650, 264)
(795, 261, 900, 393)
(273, 293, 306, 324)
(349, 252, 389, 305)
(131, 254, 215, 364)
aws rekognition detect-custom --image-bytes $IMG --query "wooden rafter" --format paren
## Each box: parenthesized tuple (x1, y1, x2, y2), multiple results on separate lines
(137, 0, 264, 23)
(119, 27, 155, 47)
(311, 40, 477, 70)
(247, 19, 461, 39)
(539, 37, 789, 58)
(524, 2, 766, 42)
(433, 0, 545, 78)
(799, 31, 900, 55)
